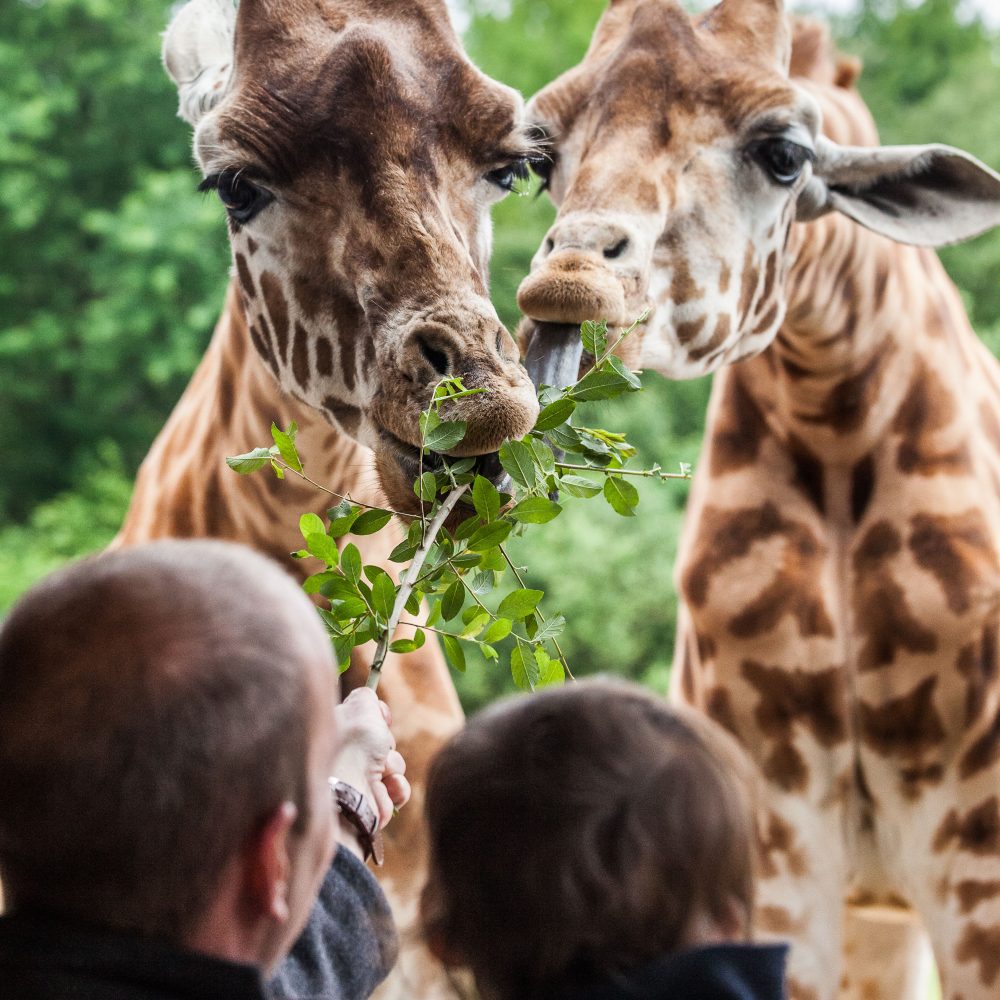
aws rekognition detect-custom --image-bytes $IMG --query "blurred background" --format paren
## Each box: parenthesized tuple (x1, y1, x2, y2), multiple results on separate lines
(2, 0, 1000, 712)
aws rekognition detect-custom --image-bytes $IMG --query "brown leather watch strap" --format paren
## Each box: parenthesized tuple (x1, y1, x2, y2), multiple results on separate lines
(329, 778, 384, 866)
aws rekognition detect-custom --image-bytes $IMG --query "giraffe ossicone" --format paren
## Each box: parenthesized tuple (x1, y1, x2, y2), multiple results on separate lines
(163, 0, 542, 517)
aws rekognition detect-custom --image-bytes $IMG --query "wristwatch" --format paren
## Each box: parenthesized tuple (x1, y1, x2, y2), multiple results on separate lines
(329, 777, 384, 866)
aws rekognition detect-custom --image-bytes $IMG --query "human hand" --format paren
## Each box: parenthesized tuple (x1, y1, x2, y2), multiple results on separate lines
(334, 688, 410, 830)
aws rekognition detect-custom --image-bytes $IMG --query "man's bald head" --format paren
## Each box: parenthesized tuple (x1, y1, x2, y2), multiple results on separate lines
(0, 540, 333, 939)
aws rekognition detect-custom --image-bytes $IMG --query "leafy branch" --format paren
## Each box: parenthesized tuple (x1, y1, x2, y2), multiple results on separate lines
(225, 318, 692, 692)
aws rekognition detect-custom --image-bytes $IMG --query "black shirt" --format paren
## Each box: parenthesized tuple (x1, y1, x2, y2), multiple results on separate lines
(0, 848, 397, 1000)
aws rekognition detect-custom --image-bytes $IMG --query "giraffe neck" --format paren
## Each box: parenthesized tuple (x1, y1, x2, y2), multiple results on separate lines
(733, 211, 980, 466)
(117, 280, 380, 564)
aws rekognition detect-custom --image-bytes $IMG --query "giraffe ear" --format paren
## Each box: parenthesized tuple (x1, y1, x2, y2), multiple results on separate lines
(162, 0, 237, 126)
(797, 136, 1000, 247)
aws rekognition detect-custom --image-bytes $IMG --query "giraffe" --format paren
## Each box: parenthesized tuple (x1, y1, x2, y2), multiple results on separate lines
(114, 0, 543, 994)
(515, 2, 1000, 998)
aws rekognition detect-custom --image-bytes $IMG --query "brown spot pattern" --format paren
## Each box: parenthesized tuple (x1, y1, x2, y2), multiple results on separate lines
(683, 502, 833, 642)
(858, 676, 945, 758)
(960, 706, 1000, 780)
(909, 510, 998, 616)
(741, 659, 847, 747)
(292, 320, 310, 388)
(758, 810, 808, 879)
(259, 271, 290, 366)
(934, 797, 1000, 855)
(956, 922, 1000, 987)
(956, 879, 1000, 915)
(709, 374, 769, 476)
(852, 521, 937, 672)
(801, 340, 894, 435)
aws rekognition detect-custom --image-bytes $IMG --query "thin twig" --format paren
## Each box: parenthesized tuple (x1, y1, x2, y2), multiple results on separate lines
(367, 485, 469, 689)
(499, 544, 575, 681)
(555, 462, 691, 481)
(272, 458, 403, 515)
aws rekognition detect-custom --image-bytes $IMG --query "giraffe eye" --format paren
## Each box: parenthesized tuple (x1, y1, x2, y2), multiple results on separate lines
(753, 138, 813, 186)
(200, 171, 273, 224)
(486, 158, 529, 193)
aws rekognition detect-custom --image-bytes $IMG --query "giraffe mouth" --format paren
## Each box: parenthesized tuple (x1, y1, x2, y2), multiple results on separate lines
(521, 321, 587, 390)
(379, 431, 513, 496)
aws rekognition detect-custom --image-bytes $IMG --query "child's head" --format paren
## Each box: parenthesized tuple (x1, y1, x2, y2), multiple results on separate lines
(420, 677, 758, 999)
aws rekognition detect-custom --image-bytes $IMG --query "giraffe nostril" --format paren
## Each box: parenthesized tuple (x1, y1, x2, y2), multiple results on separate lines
(544, 237, 554, 254)
(417, 335, 451, 377)
(604, 237, 629, 260)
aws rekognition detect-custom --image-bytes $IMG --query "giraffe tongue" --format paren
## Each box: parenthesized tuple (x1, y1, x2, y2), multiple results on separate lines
(521, 322, 584, 503)
(522, 321, 584, 392)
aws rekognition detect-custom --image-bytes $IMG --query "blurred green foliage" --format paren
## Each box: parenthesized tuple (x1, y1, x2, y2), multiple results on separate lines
(2, 0, 1000, 724)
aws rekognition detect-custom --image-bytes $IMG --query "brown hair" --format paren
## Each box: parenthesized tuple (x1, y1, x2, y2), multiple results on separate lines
(0, 540, 317, 940)
(420, 678, 758, 999)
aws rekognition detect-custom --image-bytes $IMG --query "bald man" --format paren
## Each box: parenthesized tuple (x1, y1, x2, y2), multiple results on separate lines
(0, 539, 410, 999)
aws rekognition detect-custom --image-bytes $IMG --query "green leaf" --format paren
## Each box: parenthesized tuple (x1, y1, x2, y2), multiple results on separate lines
(390, 629, 426, 654)
(524, 612, 538, 639)
(534, 397, 576, 432)
(371, 573, 397, 622)
(306, 532, 339, 566)
(270, 458, 285, 479)
(424, 420, 467, 453)
(467, 520, 512, 552)
(320, 576, 362, 602)
(388, 539, 418, 563)
(460, 611, 491, 639)
(441, 580, 465, 621)
(547, 423, 584, 454)
(326, 596, 369, 620)
(442, 634, 466, 673)
(534, 614, 566, 642)
(479, 643, 499, 662)
(472, 475, 501, 523)
(570, 367, 633, 402)
(425, 600, 442, 629)
(510, 497, 561, 524)
(419, 407, 440, 440)
(404, 591, 421, 616)
(303, 571, 339, 595)
(291, 549, 311, 559)
(451, 551, 482, 569)
(529, 438, 556, 476)
(605, 353, 642, 389)
(558, 474, 602, 498)
(603, 476, 639, 516)
(351, 509, 393, 535)
(453, 514, 482, 542)
(327, 503, 361, 538)
(271, 422, 303, 472)
(299, 512, 326, 540)
(481, 618, 513, 643)
(499, 439, 538, 489)
(415, 471, 438, 502)
(341, 544, 362, 585)
(226, 447, 272, 474)
(581, 319, 608, 357)
(498, 588, 543, 621)
(333, 636, 354, 673)
(537, 651, 565, 688)
(510, 643, 539, 691)
(470, 570, 494, 595)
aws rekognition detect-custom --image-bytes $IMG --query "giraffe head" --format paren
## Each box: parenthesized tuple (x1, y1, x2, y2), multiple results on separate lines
(518, 0, 1000, 384)
(164, 0, 540, 512)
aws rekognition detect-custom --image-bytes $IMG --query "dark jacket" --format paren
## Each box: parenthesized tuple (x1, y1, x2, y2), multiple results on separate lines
(558, 943, 788, 1000)
(0, 847, 397, 1000)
